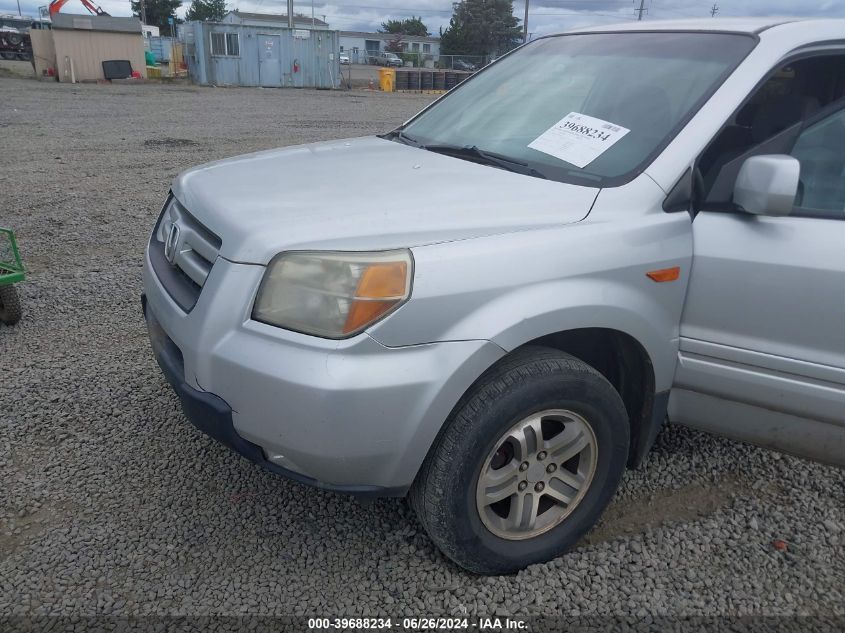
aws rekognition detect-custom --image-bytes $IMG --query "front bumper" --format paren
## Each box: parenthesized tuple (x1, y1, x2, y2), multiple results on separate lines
(142, 249, 505, 495)
(143, 295, 399, 496)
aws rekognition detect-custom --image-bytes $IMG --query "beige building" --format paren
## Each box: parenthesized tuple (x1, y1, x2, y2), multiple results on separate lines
(35, 14, 146, 82)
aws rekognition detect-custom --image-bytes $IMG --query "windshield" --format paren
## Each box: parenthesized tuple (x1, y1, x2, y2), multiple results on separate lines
(398, 32, 755, 186)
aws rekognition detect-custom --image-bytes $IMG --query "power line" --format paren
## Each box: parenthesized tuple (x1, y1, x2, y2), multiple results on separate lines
(530, 0, 629, 3)
(300, 1, 632, 14)
(236, 2, 640, 31)
(532, 12, 635, 18)
(309, 4, 454, 13)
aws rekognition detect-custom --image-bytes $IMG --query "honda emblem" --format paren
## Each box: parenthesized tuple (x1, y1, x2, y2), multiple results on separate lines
(164, 224, 181, 264)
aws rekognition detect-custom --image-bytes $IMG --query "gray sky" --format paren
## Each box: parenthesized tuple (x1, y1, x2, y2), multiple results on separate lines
(3, 0, 845, 36)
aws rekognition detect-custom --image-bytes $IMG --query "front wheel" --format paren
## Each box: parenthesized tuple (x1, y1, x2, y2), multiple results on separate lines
(410, 346, 629, 574)
(0, 284, 22, 325)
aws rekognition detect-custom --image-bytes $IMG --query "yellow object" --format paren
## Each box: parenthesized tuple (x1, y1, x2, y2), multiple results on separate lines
(147, 65, 162, 79)
(646, 266, 681, 283)
(378, 67, 396, 92)
(343, 260, 408, 334)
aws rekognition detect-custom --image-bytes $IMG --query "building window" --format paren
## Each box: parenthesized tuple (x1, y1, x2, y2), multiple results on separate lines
(225, 32, 240, 56)
(412, 42, 420, 52)
(210, 32, 225, 55)
(423, 43, 431, 53)
(211, 31, 240, 57)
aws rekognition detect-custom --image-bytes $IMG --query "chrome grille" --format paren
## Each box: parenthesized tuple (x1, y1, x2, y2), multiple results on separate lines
(156, 197, 220, 287)
(150, 195, 221, 312)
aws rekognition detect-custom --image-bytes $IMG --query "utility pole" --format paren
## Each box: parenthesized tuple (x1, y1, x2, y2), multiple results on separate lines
(635, 0, 647, 21)
(710, 3, 719, 17)
(523, 0, 529, 43)
(287, 0, 294, 28)
(140, 0, 147, 25)
(16, 0, 22, 16)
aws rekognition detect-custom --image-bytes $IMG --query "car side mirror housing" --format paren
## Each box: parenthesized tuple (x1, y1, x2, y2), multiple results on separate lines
(733, 154, 800, 217)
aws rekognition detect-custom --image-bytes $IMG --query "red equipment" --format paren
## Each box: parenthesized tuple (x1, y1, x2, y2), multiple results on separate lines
(48, 0, 110, 17)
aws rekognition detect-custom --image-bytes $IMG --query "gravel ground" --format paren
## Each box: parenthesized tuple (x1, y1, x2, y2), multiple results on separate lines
(0, 77, 843, 624)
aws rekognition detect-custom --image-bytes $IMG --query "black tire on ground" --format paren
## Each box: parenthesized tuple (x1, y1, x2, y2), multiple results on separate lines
(410, 346, 630, 574)
(0, 52, 16, 60)
(18, 51, 32, 62)
(0, 285, 22, 325)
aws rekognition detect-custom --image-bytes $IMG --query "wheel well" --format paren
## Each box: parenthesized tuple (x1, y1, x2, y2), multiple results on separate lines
(526, 328, 656, 467)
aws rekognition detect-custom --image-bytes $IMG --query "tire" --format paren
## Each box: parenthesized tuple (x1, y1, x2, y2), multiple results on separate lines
(410, 346, 629, 574)
(0, 285, 22, 325)
(0, 52, 16, 61)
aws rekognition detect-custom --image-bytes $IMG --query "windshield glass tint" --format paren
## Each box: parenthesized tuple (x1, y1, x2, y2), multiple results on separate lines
(401, 33, 755, 185)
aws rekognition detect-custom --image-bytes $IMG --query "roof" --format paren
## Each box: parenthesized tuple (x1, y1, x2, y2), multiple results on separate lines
(226, 10, 328, 27)
(340, 30, 440, 43)
(567, 17, 834, 35)
(51, 13, 141, 34)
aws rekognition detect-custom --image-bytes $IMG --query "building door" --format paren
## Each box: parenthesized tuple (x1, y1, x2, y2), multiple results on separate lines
(258, 35, 282, 87)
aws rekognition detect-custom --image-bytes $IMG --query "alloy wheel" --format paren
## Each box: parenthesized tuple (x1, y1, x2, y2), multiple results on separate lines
(475, 409, 598, 540)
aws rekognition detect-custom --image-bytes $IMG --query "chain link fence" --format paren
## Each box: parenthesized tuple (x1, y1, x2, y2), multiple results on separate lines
(345, 50, 493, 71)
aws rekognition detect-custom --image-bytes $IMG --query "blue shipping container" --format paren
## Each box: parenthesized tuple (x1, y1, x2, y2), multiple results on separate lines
(184, 21, 340, 89)
(149, 36, 177, 63)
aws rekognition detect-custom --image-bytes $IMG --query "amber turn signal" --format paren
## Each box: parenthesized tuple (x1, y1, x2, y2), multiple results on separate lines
(646, 267, 681, 283)
(343, 261, 410, 334)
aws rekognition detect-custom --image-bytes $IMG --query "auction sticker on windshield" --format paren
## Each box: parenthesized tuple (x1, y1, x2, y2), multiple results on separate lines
(528, 112, 630, 168)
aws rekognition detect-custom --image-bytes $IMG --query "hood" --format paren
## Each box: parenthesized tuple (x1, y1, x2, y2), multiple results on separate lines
(172, 137, 598, 265)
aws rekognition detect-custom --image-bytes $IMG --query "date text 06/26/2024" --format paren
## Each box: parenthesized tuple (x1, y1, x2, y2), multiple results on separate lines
(307, 616, 528, 631)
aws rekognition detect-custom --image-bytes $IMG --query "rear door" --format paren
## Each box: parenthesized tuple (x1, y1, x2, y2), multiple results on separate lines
(670, 103, 845, 466)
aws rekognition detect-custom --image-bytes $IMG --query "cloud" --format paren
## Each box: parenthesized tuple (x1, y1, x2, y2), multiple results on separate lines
(2, 0, 844, 37)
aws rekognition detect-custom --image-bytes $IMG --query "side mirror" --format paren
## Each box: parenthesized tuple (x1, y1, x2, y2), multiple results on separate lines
(733, 154, 800, 217)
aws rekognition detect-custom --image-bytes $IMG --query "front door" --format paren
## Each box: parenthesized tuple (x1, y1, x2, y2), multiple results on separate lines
(670, 103, 845, 466)
(258, 35, 282, 87)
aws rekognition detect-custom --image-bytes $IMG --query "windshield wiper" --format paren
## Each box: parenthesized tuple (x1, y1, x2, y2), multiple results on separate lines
(385, 129, 423, 148)
(422, 144, 548, 179)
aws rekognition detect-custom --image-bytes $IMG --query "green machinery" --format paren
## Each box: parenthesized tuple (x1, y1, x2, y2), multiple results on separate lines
(0, 228, 24, 325)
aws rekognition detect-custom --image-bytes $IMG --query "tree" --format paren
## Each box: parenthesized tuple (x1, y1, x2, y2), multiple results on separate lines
(440, 0, 522, 57)
(132, 0, 182, 34)
(185, 0, 226, 22)
(384, 33, 404, 53)
(380, 16, 429, 37)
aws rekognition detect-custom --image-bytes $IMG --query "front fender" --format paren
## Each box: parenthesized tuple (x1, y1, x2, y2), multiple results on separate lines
(369, 214, 693, 392)
(480, 281, 680, 390)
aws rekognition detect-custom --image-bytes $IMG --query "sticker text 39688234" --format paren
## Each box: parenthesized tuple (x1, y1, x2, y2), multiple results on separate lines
(528, 112, 630, 169)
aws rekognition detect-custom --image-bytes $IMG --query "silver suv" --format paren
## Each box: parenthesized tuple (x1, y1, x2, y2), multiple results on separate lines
(143, 18, 845, 574)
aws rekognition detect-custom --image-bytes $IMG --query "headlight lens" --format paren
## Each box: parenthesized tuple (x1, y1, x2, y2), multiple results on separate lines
(252, 250, 413, 339)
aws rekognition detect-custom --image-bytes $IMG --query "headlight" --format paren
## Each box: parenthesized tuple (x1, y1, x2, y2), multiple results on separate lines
(252, 250, 413, 339)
